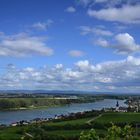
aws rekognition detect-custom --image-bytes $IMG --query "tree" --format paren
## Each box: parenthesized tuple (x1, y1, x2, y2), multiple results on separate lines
(79, 129, 99, 140)
(79, 124, 140, 140)
(122, 125, 133, 140)
(105, 124, 121, 140)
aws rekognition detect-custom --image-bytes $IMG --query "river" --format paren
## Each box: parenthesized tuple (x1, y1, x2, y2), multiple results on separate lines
(0, 99, 126, 125)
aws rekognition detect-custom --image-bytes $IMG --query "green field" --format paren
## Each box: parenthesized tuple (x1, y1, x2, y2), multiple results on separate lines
(0, 126, 22, 140)
(46, 117, 92, 126)
(0, 117, 93, 140)
(94, 112, 140, 124)
(1, 112, 140, 140)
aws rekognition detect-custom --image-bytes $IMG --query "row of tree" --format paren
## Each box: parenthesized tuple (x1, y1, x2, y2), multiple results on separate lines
(0, 98, 69, 109)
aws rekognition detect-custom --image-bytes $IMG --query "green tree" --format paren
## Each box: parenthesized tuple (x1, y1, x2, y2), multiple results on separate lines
(122, 125, 133, 140)
(79, 129, 99, 140)
(105, 124, 121, 140)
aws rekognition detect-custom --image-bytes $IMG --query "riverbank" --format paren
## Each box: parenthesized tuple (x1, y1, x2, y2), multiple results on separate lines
(0, 104, 66, 111)
(0, 99, 126, 125)
(0, 96, 104, 111)
(1, 111, 140, 140)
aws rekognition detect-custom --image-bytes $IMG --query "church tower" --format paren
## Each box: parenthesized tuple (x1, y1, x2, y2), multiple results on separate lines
(116, 101, 119, 111)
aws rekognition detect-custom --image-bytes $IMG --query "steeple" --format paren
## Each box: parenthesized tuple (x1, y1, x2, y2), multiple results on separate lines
(116, 101, 119, 107)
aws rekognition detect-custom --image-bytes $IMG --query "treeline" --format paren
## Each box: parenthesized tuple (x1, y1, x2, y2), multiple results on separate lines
(0, 98, 70, 110)
(0, 97, 102, 110)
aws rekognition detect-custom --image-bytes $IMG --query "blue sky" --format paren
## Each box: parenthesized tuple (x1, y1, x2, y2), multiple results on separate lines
(0, 0, 140, 93)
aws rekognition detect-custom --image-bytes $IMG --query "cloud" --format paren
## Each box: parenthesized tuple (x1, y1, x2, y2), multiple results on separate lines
(114, 33, 139, 54)
(95, 0, 140, 7)
(87, 4, 140, 23)
(32, 19, 53, 30)
(55, 64, 63, 69)
(96, 33, 140, 54)
(96, 38, 109, 47)
(0, 33, 53, 57)
(69, 50, 84, 57)
(77, 0, 92, 6)
(78, 0, 140, 7)
(0, 32, 4, 36)
(76, 0, 109, 7)
(95, 0, 108, 3)
(1, 56, 140, 92)
(65, 6, 76, 13)
(75, 60, 90, 70)
(77, 0, 108, 6)
(79, 26, 113, 36)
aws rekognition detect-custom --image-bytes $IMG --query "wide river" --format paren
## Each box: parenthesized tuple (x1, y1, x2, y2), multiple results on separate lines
(0, 99, 126, 125)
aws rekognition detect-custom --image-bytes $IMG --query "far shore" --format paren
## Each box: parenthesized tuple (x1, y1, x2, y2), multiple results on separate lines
(0, 104, 66, 111)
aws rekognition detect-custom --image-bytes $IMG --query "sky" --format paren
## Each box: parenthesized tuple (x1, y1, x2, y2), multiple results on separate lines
(0, 0, 140, 93)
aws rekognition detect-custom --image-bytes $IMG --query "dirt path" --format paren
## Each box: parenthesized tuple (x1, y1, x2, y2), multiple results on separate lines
(86, 114, 102, 124)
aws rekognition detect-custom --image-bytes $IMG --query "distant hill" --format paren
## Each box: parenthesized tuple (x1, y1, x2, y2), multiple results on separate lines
(0, 90, 139, 95)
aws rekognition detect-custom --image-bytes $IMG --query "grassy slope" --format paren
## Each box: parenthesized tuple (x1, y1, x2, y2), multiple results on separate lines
(94, 112, 140, 124)
(0, 117, 92, 139)
(1, 112, 140, 139)
(0, 126, 22, 140)
(46, 117, 92, 126)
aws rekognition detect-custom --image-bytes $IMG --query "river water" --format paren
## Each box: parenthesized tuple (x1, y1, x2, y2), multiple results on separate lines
(0, 99, 126, 125)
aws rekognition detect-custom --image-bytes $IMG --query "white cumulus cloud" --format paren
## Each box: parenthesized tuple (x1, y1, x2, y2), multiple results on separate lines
(79, 26, 113, 36)
(96, 38, 109, 47)
(114, 33, 139, 54)
(87, 4, 140, 24)
(96, 33, 140, 54)
(0, 56, 140, 92)
(0, 33, 53, 57)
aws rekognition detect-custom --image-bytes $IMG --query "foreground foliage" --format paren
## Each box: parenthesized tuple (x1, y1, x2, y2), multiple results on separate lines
(80, 124, 140, 140)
